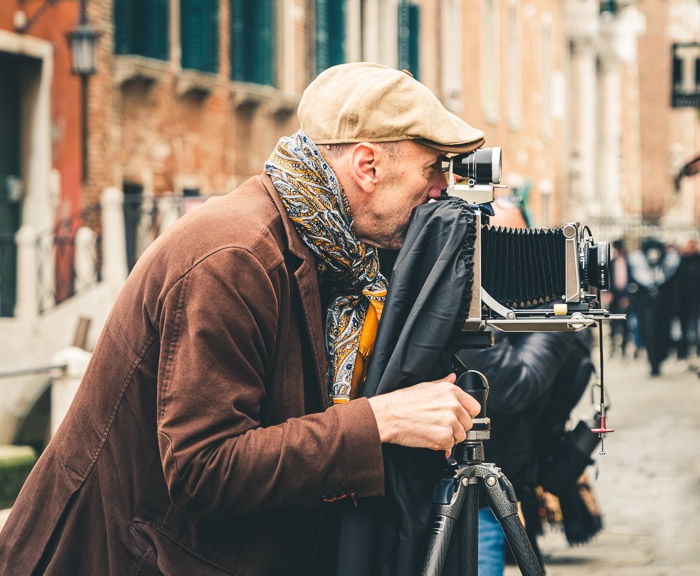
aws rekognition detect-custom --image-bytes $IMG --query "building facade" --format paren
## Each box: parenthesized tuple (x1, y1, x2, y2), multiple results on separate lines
(0, 0, 697, 447)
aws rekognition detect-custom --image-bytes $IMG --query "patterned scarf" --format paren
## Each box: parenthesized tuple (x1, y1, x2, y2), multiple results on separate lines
(265, 131, 387, 405)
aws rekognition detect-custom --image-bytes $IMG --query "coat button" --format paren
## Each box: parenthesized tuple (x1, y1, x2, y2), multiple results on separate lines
(305, 523, 319, 537)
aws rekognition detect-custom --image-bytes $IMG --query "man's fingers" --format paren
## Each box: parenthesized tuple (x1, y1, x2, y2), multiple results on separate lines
(456, 387, 481, 418)
(451, 421, 467, 445)
(430, 373, 457, 385)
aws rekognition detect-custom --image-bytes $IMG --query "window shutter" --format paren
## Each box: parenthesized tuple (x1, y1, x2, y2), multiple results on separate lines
(149, 0, 170, 61)
(230, 0, 275, 85)
(182, 0, 219, 72)
(254, 0, 275, 85)
(230, 0, 246, 81)
(327, 0, 346, 69)
(316, 0, 329, 72)
(181, 0, 204, 70)
(113, 0, 133, 55)
(207, 0, 220, 73)
(316, 0, 345, 74)
(398, 1, 419, 79)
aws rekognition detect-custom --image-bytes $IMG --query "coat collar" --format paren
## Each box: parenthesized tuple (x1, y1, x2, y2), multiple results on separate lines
(258, 174, 329, 407)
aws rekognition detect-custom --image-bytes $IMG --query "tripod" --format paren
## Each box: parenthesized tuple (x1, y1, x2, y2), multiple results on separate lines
(420, 370, 545, 576)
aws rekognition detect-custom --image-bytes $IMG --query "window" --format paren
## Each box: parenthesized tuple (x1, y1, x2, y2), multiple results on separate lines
(507, 0, 521, 129)
(181, 0, 220, 73)
(316, 0, 347, 73)
(441, 0, 464, 112)
(346, 0, 397, 67)
(398, 0, 420, 78)
(230, 0, 275, 85)
(114, 0, 169, 61)
(480, 0, 500, 123)
(541, 14, 554, 138)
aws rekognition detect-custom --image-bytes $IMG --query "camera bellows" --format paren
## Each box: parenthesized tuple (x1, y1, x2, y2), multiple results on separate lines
(481, 226, 567, 307)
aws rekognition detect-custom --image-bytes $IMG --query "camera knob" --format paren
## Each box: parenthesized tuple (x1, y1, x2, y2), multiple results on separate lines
(456, 370, 488, 418)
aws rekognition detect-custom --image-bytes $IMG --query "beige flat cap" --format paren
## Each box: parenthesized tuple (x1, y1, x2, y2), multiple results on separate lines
(298, 62, 485, 155)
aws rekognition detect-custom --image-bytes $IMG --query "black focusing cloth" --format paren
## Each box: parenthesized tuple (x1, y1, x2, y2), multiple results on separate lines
(334, 198, 477, 576)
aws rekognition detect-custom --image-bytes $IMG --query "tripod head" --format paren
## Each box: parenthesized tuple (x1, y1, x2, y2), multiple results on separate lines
(452, 370, 491, 464)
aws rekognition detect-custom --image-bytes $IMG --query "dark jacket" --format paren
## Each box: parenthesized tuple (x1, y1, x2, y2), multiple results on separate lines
(456, 330, 588, 492)
(0, 175, 385, 576)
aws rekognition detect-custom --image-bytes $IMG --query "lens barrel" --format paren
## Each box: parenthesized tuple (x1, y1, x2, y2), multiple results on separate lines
(452, 147, 502, 184)
(579, 239, 610, 291)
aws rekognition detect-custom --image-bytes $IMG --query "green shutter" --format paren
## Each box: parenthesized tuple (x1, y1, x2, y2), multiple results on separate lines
(115, 0, 168, 60)
(182, 0, 219, 72)
(253, 0, 275, 85)
(113, 0, 133, 55)
(230, 0, 274, 85)
(149, 0, 170, 61)
(230, 0, 246, 81)
(327, 0, 346, 68)
(208, 0, 220, 73)
(316, 0, 329, 72)
(398, 1, 419, 79)
(316, 0, 345, 74)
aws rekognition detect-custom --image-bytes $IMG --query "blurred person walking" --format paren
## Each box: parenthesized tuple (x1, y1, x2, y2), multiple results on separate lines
(675, 239, 700, 368)
(627, 237, 681, 377)
(607, 239, 632, 358)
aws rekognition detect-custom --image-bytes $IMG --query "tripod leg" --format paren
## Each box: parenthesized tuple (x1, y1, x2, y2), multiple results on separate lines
(462, 478, 479, 575)
(420, 476, 469, 576)
(483, 472, 545, 576)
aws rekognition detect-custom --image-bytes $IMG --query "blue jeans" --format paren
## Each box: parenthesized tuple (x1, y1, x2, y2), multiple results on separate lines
(478, 508, 506, 576)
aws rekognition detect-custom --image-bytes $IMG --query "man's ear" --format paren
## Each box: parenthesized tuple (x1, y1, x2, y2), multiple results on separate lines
(348, 143, 379, 193)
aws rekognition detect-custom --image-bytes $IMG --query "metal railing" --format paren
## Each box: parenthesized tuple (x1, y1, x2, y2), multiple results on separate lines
(35, 203, 103, 315)
(0, 364, 67, 379)
(588, 215, 700, 249)
(2, 192, 210, 318)
(123, 194, 209, 271)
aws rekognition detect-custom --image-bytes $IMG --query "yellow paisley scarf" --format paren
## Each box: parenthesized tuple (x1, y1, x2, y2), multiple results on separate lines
(265, 131, 387, 404)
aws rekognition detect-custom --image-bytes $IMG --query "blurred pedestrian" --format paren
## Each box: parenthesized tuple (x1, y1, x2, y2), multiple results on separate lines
(675, 239, 700, 368)
(627, 237, 681, 376)
(607, 239, 632, 358)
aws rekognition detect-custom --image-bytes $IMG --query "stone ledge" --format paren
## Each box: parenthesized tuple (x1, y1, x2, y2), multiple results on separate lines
(176, 69, 220, 98)
(230, 82, 300, 118)
(114, 55, 169, 87)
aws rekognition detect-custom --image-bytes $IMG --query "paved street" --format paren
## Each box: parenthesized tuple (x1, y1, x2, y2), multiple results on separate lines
(507, 352, 700, 576)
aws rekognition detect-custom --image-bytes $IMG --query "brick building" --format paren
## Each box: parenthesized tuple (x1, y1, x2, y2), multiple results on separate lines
(638, 0, 700, 228)
(0, 2, 83, 317)
(0, 0, 697, 449)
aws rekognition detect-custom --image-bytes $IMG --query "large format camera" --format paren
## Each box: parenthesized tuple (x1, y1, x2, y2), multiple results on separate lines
(440, 147, 618, 333)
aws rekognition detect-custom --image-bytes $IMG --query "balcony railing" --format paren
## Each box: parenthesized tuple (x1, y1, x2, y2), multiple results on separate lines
(123, 194, 209, 271)
(2, 189, 210, 319)
(35, 203, 103, 315)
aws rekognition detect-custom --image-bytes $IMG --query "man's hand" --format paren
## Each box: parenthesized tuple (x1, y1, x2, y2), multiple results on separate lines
(367, 374, 481, 458)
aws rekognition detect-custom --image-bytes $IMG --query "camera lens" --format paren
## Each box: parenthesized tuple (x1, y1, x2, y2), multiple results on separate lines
(579, 240, 610, 291)
(452, 147, 502, 184)
(589, 241, 610, 290)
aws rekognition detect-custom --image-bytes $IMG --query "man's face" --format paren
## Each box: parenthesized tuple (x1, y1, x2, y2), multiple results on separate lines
(352, 141, 446, 250)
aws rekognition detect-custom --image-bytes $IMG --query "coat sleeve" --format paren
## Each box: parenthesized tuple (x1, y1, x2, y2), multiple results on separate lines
(156, 247, 385, 519)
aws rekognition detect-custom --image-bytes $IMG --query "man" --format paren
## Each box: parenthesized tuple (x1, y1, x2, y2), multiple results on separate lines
(0, 63, 484, 575)
(628, 237, 681, 376)
(606, 239, 631, 358)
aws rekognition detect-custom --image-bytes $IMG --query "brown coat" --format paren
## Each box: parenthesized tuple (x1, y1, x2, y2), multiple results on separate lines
(0, 176, 385, 575)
